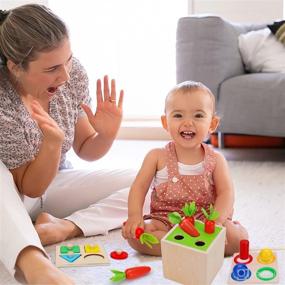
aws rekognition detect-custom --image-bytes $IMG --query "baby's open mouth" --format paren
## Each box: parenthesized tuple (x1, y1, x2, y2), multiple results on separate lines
(180, 131, 195, 139)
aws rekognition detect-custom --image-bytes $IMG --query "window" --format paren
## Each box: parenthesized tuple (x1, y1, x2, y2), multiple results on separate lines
(48, 0, 188, 121)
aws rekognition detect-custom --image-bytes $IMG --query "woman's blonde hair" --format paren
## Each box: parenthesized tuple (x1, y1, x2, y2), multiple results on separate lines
(0, 4, 68, 70)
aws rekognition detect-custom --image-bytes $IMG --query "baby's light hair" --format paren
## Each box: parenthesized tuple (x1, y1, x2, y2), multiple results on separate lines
(164, 80, 216, 115)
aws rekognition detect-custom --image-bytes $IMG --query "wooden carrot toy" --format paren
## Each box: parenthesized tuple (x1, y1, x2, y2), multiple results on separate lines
(135, 227, 159, 248)
(122, 221, 159, 248)
(201, 204, 219, 234)
(168, 202, 200, 237)
(110, 266, 151, 282)
(181, 201, 197, 225)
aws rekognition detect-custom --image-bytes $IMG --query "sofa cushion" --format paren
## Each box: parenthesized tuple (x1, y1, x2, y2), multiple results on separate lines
(176, 16, 267, 98)
(176, 16, 244, 98)
(268, 20, 285, 44)
(218, 73, 285, 136)
(238, 28, 285, 73)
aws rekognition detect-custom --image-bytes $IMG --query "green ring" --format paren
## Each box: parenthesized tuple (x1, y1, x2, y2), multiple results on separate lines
(256, 267, 277, 281)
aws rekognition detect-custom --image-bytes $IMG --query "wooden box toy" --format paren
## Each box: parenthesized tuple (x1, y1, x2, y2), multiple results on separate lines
(161, 220, 225, 285)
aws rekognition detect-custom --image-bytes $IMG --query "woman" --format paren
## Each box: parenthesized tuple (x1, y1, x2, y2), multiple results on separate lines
(0, 4, 137, 284)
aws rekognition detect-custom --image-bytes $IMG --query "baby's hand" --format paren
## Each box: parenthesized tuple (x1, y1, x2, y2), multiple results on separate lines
(122, 216, 144, 239)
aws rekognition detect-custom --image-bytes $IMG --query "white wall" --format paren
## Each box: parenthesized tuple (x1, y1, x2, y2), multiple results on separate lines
(188, 0, 283, 23)
(1, 0, 48, 9)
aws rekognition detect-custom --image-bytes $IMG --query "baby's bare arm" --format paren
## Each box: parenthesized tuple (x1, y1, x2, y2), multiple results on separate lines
(212, 151, 235, 224)
(123, 149, 161, 239)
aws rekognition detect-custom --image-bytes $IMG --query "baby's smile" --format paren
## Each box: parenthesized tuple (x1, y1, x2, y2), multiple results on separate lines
(180, 131, 195, 139)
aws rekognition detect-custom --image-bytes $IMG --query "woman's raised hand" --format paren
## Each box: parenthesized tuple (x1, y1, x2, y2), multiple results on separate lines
(31, 101, 64, 145)
(81, 75, 123, 140)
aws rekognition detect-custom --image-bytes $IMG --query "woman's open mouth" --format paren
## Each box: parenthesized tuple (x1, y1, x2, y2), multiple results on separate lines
(47, 86, 58, 94)
(46, 81, 66, 96)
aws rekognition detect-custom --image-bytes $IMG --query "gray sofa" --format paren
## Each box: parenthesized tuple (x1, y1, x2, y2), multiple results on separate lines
(176, 16, 285, 145)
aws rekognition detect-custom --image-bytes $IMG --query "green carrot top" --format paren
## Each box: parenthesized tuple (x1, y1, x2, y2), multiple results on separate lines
(201, 204, 219, 221)
(139, 232, 159, 248)
(168, 211, 182, 224)
(182, 201, 196, 217)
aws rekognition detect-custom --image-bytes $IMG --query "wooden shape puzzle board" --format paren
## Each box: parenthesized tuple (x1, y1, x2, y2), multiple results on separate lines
(56, 244, 109, 267)
(228, 250, 279, 284)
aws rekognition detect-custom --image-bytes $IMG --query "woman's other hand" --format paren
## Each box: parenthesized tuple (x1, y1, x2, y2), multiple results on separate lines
(31, 101, 64, 146)
(81, 75, 123, 140)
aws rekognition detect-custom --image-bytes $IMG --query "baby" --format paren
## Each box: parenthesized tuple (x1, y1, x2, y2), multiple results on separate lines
(122, 81, 248, 256)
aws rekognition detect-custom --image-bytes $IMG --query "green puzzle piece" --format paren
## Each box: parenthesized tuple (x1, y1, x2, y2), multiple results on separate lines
(60, 245, 80, 254)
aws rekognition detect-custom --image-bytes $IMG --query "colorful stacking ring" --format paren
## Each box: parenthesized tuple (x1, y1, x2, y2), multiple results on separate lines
(231, 264, 251, 281)
(110, 250, 128, 260)
(257, 248, 275, 264)
(256, 267, 277, 281)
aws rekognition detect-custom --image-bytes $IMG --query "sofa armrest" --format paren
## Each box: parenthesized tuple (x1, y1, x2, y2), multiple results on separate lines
(176, 15, 246, 98)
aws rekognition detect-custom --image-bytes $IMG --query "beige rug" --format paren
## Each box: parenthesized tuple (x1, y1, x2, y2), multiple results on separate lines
(1, 141, 285, 284)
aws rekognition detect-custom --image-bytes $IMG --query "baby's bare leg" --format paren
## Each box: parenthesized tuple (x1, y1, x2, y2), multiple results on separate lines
(224, 220, 248, 256)
(127, 219, 169, 256)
